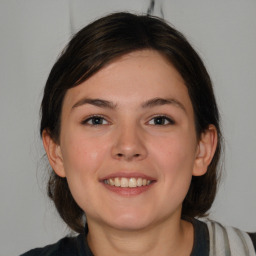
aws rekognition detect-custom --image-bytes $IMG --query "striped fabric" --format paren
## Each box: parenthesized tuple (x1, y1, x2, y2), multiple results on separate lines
(206, 220, 256, 256)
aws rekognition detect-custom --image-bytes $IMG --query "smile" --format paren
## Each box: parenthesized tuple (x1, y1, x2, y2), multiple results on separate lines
(103, 177, 152, 188)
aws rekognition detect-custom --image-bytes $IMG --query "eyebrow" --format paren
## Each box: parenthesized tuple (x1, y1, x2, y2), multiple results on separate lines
(72, 98, 116, 109)
(72, 97, 186, 112)
(142, 97, 186, 112)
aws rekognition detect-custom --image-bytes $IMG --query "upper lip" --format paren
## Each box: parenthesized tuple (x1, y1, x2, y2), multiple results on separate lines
(100, 172, 156, 181)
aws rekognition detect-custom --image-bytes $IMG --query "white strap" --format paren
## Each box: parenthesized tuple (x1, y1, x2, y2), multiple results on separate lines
(206, 220, 255, 256)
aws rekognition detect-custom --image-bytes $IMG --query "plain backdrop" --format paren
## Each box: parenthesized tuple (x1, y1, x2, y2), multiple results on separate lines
(0, 0, 256, 255)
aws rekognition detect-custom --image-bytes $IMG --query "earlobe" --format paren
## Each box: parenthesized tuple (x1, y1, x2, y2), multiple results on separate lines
(42, 130, 66, 178)
(193, 125, 218, 176)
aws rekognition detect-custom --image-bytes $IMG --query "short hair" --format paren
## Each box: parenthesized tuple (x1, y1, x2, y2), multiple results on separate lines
(40, 12, 222, 233)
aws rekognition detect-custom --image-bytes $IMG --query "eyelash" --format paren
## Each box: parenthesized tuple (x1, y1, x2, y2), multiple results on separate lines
(81, 115, 175, 126)
(81, 115, 109, 126)
(147, 115, 175, 126)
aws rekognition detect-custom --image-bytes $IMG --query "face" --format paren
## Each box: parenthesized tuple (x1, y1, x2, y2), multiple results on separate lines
(45, 50, 211, 231)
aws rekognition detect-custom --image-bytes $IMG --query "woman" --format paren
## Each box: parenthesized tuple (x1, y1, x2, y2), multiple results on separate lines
(21, 12, 256, 256)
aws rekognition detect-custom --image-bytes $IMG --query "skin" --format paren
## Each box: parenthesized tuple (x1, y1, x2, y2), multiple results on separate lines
(43, 50, 217, 256)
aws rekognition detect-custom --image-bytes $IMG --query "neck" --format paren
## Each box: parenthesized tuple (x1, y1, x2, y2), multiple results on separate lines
(87, 216, 194, 256)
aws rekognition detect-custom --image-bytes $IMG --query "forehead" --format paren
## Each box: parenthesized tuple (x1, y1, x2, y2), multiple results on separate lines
(62, 50, 193, 113)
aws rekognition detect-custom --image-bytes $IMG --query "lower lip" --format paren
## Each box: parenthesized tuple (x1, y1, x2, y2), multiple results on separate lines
(102, 182, 155, 196)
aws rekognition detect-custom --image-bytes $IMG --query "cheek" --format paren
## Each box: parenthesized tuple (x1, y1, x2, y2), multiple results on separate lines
(60, 132, 109, 178)
(145, 135, 196, 216)
(150, 133, 196, 195)
(59, 135, 109, 213)
(151, 132, 197, 171)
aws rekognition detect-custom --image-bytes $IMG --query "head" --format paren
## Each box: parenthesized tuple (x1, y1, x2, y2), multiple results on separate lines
(41, 12, 222, 233)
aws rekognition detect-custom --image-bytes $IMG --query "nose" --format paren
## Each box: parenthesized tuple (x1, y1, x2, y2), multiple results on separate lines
(111, 123, 148, 161)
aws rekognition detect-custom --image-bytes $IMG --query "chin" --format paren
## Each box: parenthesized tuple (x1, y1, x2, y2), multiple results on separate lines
(103, 210, 156, 231)
(109, 219, 151, 231)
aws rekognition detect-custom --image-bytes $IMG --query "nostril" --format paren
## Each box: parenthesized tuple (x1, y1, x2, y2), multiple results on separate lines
(116, 153, 141, 159)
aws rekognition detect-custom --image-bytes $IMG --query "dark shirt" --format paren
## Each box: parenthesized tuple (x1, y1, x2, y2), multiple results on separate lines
(20, 219, 256, 256)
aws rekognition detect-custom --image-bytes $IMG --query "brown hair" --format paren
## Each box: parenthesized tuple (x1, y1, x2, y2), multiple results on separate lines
(41, 12, 222, 233)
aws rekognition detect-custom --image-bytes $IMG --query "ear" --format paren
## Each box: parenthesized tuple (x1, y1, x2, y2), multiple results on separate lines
(42, 129, 66, 178)
(192, 125, 218, 176)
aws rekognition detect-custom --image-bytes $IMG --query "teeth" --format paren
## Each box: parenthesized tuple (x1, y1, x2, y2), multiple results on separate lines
(137, 178, 142, 187)
(109, 178, 115, 186)
(104, 177, 152, 188)
(121, 177, 128, 187)
(129, 178, 137, 188)
(114, 177, 120, 187)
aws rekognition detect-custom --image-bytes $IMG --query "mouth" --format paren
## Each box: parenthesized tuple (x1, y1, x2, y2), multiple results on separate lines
(100, 173, 156, 196)
(103, 177, 153, 188)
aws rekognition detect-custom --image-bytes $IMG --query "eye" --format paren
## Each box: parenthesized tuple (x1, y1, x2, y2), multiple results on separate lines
(81, 116, 109, 126)
(148, 116, 175, 125)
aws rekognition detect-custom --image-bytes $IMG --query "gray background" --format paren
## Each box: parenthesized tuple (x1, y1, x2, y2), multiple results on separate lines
(0, 0, 256, 255)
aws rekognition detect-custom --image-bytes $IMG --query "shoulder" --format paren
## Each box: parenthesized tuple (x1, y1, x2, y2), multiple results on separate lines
(204, 219, 256, 255)
(189, 218, 209, 256)
(20, 234, 86, 256)
(249, 233, 256, 252)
